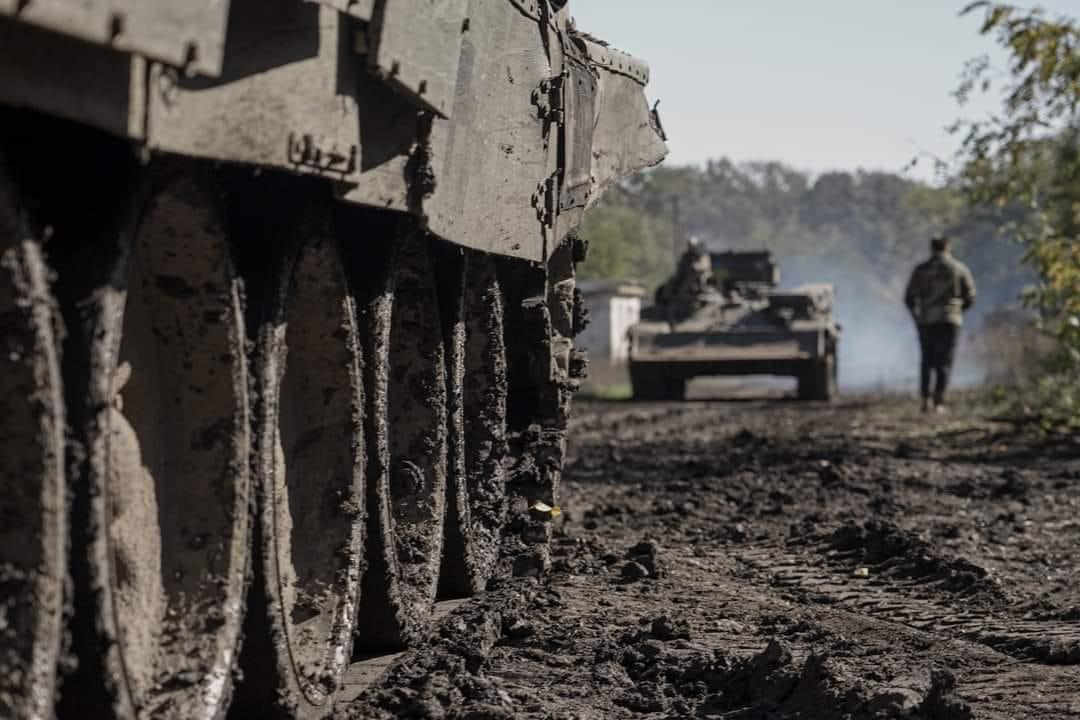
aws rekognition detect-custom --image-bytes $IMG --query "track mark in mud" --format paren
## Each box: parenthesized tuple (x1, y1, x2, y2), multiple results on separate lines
(735, 530, 1080, 666)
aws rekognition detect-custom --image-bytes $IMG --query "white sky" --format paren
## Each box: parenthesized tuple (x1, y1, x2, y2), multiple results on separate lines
(570, 1, 1077, 183)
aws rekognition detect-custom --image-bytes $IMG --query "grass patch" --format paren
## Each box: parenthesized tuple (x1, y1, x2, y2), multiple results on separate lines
(578, 382, 633, 401)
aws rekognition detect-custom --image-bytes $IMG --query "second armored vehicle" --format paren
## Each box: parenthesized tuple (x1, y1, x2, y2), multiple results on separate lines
(628, 250, 839, 401)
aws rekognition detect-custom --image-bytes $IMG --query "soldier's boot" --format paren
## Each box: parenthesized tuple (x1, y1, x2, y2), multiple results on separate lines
(933, 388, 947, 414)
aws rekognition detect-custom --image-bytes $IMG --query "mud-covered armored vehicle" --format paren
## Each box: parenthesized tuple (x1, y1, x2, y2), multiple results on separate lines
(0, 2, 666, 718)
(628, 250, 838, 401)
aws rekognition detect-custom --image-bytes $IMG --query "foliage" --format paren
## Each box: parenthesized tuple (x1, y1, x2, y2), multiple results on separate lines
(954, 2, 1080, 429)
(576, 188, 675, 289)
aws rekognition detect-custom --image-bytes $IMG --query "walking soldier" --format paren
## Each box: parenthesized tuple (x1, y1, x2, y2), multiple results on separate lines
(905, 235, 976, 413)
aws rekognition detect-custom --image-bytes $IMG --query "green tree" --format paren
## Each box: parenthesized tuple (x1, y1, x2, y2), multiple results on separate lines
(576, 192, 675, 290)
(954, 2, 1080, 427)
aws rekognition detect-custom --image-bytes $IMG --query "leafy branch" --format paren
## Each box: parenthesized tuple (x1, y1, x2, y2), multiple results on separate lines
(955, 2, 1080, 428)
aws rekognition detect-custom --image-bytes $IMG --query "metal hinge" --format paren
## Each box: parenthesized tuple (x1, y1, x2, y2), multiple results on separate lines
(531, 171, 560, 226)
(531, 72, 566, 123)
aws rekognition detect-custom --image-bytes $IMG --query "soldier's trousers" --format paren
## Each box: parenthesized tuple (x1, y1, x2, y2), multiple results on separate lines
(917, 323, 959, 403)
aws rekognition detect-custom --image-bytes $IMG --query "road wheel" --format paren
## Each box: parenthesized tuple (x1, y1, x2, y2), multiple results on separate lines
(246, 198, 365, 717)
(663, 376, 687, 401)
(351, 220, 447, 651)
(630, 364, 683, 401)
(629, 363, 661, 400)
(53, 164, 251, 720)
(798, 352, 837, 402)
(0, 157, 66, 720)
(440, 251, 509, 597)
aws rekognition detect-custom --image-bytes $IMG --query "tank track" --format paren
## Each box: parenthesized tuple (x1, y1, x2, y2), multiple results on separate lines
(0, 117, 590, 720)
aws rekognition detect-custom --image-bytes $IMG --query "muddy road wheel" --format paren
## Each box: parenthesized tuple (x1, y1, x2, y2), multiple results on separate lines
(630, 364, 685, 402)
(0, 160, 66, 720)
(440, 252, 509, 597)
(629, 363, 663, 401)
(52, 163, 251, 720)
(798, 352, 837, 401)
(241, 199, 365, 718)
(350, 221, 447, 652)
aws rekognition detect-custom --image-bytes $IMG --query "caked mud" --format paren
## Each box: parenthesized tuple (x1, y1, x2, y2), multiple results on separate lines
(348, 393, 1080, 719)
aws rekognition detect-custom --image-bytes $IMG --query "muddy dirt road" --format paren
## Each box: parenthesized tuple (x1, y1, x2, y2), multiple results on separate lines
(349, 394, 1080, 719)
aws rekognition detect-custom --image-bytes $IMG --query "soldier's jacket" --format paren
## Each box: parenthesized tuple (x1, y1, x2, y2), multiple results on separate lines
(905, 252, 976, 326)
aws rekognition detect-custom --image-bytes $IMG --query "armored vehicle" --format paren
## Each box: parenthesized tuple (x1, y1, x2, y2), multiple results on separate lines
(0, 2, 666, 718)
(628, 250, 838, 401)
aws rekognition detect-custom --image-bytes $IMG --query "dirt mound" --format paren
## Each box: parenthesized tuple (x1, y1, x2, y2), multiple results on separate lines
(826, 521, 1006, 599)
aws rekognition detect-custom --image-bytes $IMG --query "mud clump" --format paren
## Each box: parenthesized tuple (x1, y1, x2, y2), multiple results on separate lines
(600, 637, 910, 720)
(346, 581, 535, 719)
(548, 534, 616, 576)
(991, 469, 1030, 501)
(620, 640, 964, 720)
(918, 671, 975, 720)
(624, 539, 666, 579)
(827, 521, 1005, 600)
(620, 561, 648, 580)
(650, 614, 691, 641)
(502, 617, 535, 641)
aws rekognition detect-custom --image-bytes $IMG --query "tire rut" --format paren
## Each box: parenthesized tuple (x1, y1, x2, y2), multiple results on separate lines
(745, 543, 1080, 655)
(732, 541, 1080, 709)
